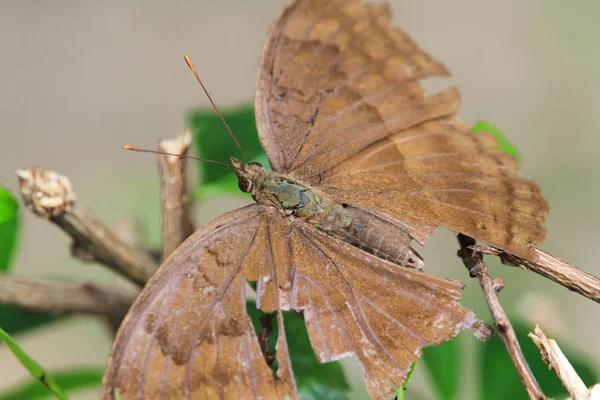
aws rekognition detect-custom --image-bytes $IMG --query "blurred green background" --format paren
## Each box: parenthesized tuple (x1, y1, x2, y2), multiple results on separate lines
(1, 1, 599, 399)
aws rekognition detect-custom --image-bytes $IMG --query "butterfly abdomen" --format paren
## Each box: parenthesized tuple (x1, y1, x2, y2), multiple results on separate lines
(319, 204, 424, 270)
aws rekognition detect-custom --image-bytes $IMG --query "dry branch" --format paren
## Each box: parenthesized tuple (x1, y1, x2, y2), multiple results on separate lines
(457, 234, 547, 400)
(17, 168, 158, 286)
(0, 275, 136, 318)
(529, 325, 590, 400)
(500, 248, 600, 304)
(157, 131, 195, 260)
(258, 313, 276, 366)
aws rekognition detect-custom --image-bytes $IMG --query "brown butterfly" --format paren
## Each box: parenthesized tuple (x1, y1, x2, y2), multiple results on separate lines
(101, 0, 549, 398)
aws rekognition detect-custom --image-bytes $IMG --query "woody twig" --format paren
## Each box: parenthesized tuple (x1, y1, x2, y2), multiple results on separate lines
(17, 168, 158, 286)
(0, 275, 136, 319)
(529, 325, 595, 400)
(499, 249, 600, 304)
(157, 131, 195, 261)
(457, 234, 547, 400)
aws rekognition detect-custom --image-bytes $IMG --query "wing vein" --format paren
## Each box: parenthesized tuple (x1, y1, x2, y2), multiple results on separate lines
(298, 228, 405, 368)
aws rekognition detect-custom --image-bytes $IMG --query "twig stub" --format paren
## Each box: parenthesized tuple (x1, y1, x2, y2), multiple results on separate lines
(157, 131, 195, 260)
(17, 168, 76, 218)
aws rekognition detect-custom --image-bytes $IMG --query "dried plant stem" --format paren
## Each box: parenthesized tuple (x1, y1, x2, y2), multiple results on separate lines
(258, 313, 275, 366)
(0, 275, 136, 318)
(529, 325, 589, 400)
(457, 234, 547, 400)
(61, 206, 158, 285)
(157, 131, 195, 260)
(17, 168, 158, 286)
(500, 248, 600, 304)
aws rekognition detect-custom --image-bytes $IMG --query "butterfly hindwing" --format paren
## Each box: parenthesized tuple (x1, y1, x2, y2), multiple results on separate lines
(101, 205, 297, 400)
(102, 203, 486, 399)
(287, 220, 488, 398)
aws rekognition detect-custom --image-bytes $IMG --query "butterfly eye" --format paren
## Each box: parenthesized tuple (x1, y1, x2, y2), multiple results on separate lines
(250, 161, 263, 168)
(238, 178, 253, 193)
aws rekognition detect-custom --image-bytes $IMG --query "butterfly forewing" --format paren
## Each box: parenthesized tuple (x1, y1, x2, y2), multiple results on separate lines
(256, 0, 455, 176)
(317, 117, 549, 259)
(255, 0, 549, 260)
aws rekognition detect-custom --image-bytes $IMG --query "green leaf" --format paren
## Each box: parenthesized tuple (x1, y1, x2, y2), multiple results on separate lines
(246, 302, 350, 399)
(0, 305, 61, 336)
(478, 319, 598, 400)
(422, 338, 461, 400)
(188, 105, 268, 192)
(0, 188, 57, 338)
(284, 309, 349, 399)
(0, 327, 67, 400)
(397, 361, 417, 400)
(471, 121, 521, 163)
(0, 186, 19, 272)
(0, 367, 103, 400)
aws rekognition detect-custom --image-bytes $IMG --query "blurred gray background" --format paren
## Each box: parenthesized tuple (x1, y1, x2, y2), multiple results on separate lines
(1, 1, 599, 398)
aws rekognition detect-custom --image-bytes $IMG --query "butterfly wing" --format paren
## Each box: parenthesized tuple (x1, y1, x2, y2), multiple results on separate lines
(225, 207, 488, 399)
(255, 0, 548, 259)
(256, 0, 454, 176)
(102, 201, 487, 399)
(317, 117, 549, 260)
(100, 205, 297, 400)
(265, 215, 489, 399)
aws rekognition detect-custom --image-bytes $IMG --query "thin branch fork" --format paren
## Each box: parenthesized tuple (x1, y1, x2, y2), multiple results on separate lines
(0, 275, 136, 319)
(457, 234, 547, 400)
(1, 131, 198, 327)
(17, 168, 158, 286)
(0, 131, 197, 326)
(157, 131, 195, 261)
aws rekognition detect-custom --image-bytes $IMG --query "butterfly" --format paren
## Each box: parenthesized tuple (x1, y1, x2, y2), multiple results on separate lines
(101, 0, 549, 398)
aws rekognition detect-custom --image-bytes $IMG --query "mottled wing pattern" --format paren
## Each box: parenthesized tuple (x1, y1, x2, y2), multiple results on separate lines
(101, 205, 297, 400)
(287, 219, 488, 398)
(102, 202, 487, 399)
(228, 209, 488, 399)
(255, 0, 549, 260)
(256, 0, 455, 176)
(317, 117, 549, 260)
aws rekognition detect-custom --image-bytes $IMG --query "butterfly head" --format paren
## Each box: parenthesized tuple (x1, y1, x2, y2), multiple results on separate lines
(230, 157, 265, 194)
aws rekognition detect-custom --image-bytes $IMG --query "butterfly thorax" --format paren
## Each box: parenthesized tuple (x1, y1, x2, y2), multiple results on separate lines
(231, 157, 423, 269)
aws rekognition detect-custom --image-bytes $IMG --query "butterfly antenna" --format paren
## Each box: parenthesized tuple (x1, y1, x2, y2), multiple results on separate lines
(184, 55, 250, 164)
(123, 145, 230, 167)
